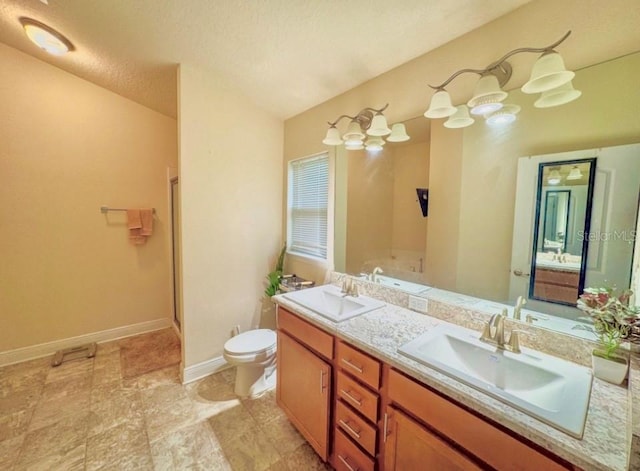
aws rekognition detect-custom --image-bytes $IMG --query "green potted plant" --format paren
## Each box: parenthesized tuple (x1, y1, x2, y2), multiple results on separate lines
(577, 287, 640, 384)
(265, 242, 287, 298)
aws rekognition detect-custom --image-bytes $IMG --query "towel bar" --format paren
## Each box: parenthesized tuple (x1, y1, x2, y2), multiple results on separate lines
(100, 205, 156, 214)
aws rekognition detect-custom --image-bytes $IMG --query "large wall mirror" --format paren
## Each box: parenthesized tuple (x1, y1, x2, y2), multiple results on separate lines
(334, 50, 640, 337)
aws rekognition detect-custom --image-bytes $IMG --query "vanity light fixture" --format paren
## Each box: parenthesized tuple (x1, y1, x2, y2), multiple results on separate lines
(322, 104, 410, 151)
(424, 31, 580, 128)
(547, 169, 562, 185)
(566, 166, 583, 180)
(20, 18, 74, 56)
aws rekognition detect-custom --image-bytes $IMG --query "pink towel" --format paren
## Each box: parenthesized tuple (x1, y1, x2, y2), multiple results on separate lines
(140, 209, 154, 237)
(127, 209, 146, 245)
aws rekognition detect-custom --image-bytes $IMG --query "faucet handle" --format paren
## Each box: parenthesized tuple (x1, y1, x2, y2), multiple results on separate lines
(507, 330, 526, 354)
(341, 278, 351, 293)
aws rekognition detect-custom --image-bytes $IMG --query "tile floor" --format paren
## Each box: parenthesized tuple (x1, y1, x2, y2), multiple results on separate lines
(0, 329, 330, 470)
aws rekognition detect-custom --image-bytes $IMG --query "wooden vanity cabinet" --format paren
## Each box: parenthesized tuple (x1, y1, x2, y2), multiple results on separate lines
(384, 406, 482, 471)
(277, 306, 582, 471)
(384, 368, 578, 471)
(333, 340, 382, 469)
(276, 308, 333, 461)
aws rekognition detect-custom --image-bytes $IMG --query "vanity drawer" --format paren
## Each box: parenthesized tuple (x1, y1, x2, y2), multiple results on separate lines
(337, 371, 378, 423)
(335, 400, 377, 456)
(336, 340, 381, 389)
(334, 428, 375, 471)
(388, 369, 572, 471)
(534, 268, 579, 287)
(277, 307, 334, 360)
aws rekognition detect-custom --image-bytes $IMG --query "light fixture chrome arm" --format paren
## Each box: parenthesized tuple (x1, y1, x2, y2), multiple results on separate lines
(428, 31, 571, 90)
(327, 114, 358, 127)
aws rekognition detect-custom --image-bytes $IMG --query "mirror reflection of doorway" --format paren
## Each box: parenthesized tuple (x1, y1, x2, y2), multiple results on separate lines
(170, 177, 181, 330)
(529, 159, 596, 306)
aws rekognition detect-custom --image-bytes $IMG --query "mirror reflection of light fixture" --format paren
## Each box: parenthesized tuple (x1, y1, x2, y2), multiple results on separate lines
(486, 104, 521, 126)
(534, 81, 582, 108)
(20, 18, 74, 56)
(547, 168, 562, 185)
(444, 105, 475, 129)
(323, 104, 410, 150)
(386, 123, 411, 142)
(566, 165, 583, 180)
(424, 31, 580, 128)
(365, 137, 385, 151)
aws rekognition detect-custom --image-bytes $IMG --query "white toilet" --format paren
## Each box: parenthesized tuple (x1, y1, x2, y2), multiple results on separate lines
(223, 329, 277, 398)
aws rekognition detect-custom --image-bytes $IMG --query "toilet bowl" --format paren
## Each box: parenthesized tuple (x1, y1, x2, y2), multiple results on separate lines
(223, 329, 277, 398)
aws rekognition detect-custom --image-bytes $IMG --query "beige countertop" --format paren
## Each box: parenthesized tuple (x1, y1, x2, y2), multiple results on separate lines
(273, 294, 630, 471)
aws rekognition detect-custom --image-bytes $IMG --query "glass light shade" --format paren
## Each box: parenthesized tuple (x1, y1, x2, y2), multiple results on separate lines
(444, 105, 475, 129)
(547, 169, 562, 185)
(22, 19, 73, 56)
(344, 138, 364, 147)
(534, 81, 582, 108)
(386, 123, 410, 142)
(424, 90, 457, 119)
(345, 143, 364, 151)
(467, 74, 508, 116)
(485, 104, 521, 126)
(566, 166, 583, 180)
(322, 126, 343, 146)
(522, 52, 575, 94)
(343, 120, 365, 141)
(367, 114, 391, 136)
(365, 137, 385, 151)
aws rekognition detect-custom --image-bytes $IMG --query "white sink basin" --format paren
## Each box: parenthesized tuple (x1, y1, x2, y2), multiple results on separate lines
(398, 323, 592, 438)
(283, 284, 385, 322)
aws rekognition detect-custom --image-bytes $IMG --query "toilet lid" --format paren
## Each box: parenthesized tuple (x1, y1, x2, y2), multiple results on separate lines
(224, 329, 276, 355)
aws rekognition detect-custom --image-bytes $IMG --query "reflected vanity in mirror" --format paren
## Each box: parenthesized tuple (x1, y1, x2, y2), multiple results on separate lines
(530, 159, 596, 306)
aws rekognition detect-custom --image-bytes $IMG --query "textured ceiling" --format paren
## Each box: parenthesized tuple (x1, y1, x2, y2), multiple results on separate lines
(0, 0, 530, 119)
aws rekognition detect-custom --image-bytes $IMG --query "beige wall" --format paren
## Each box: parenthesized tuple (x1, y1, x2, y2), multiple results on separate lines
(283, 0, 640, 285)
(0, 43, 177, 353)
(178, 65, 283, 368)
(391, 141, 429, 255)
(345, 151, 394, 274)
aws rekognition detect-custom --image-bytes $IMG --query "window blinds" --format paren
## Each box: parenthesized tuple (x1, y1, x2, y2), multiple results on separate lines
(289, 153, 329, 259)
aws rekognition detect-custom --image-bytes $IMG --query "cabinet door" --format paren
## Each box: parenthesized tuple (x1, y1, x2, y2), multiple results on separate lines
(277, 331, 331, 461)
(384, 407, 482, 471)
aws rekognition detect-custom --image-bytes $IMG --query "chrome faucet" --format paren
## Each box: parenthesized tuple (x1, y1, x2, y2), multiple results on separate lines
(513, 296, 527, 321)
(479, 309, 522, 353)
(370, 266, 384, 283)
(341, 278, 359, 297)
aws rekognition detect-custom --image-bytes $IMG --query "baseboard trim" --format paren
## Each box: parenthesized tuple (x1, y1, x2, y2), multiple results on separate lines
(0, 318, 171, 367)
(182, 355, 230, 385)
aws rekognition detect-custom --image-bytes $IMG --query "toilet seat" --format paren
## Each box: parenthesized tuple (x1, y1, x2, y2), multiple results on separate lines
(224, 329, 276, 357)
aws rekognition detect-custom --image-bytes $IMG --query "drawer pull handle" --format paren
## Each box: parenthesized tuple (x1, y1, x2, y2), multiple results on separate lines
(340, 389, 362, 406)
(320, 370, 326, 393)
(337, 454, 359, 471)
(383, 412, 389, 442)
(341, 358, 364, 373)
(338, 419, 361, 439)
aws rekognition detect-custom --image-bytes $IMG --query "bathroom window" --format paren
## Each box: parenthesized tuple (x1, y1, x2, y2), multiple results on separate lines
(288, 152, 330, 260)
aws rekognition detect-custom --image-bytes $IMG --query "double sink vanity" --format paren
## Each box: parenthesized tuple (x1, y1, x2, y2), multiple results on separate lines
(272, 274, 635, 471)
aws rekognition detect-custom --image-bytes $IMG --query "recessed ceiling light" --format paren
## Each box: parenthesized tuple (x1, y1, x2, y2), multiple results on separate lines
(19, 18, 74, 56)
